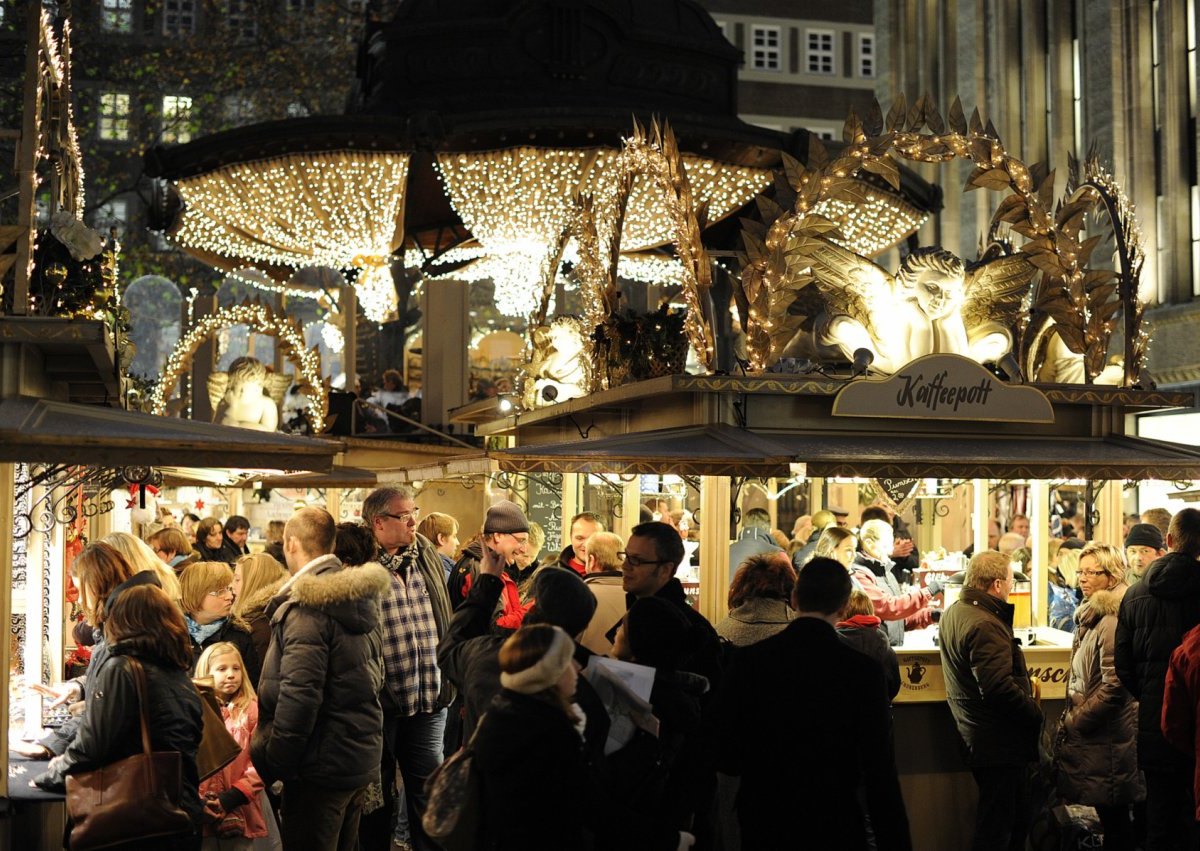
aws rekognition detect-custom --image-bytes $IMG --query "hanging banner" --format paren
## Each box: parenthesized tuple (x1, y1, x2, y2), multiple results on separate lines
(832, 354, 1054, 423)
(875, 478, 921, 515)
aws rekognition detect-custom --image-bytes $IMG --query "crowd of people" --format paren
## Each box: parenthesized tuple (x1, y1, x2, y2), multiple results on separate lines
(17, 492, 1200, 851)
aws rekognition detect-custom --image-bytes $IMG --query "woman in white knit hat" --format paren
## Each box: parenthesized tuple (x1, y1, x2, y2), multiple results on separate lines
(472, 624, 588, 849)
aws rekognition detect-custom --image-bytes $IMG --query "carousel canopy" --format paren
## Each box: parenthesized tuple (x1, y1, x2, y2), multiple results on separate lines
(144, 0, 940, 321)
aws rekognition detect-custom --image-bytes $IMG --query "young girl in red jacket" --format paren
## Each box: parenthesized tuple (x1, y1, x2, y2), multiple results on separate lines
(196, 641, 269, 850)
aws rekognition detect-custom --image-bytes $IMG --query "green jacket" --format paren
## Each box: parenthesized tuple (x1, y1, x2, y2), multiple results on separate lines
(939, 587, 1041, 767)
(412, 532, 456, 707)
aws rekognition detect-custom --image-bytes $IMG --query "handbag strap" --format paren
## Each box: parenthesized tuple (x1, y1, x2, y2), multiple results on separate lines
(122, 656, 155, 757)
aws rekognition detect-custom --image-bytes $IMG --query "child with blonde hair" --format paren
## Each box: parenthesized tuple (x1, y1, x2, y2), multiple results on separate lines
(195, 642, 271, 850)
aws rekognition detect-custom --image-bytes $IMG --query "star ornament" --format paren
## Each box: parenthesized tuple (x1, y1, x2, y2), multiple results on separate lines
(194, 499, 205, 511)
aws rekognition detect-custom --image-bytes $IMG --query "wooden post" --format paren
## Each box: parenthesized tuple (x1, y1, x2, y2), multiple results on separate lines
(972, 478, 990, 555)
(341, 284, 357, 391)
(699, 475, 730, 624)
(10, 4, 42, 316)
(1031, 479, 1050, 629)
(618, 476, 641, 541)
(560, 473, 580, 550)
(0, 463, 15, 796)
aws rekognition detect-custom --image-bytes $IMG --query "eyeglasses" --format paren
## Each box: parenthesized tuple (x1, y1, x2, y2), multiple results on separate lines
(618, 552, 666, 568)
(380, 509, 420, 524)
(497, 533, 529, 545)
(207, 586, 235, 598)
(1078, 570, 1108, 578)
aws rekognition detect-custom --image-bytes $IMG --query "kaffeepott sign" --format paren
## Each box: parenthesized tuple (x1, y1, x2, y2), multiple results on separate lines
(832, 353, 1054, 424)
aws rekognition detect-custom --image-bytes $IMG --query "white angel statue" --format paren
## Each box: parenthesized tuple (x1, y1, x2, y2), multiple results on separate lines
(782, 241, 1035, 374)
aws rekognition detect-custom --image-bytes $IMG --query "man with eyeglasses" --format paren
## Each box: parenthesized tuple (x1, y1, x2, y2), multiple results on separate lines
(446, 501, 536, 628)
(939, 550, 1041, 851)
(619, 521, 723, 691)
(361, 486, 454, 851)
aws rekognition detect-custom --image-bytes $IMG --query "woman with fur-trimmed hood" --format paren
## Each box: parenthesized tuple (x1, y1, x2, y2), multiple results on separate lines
(1054, 543, 1144, 847)
(180, 560, 261, 686)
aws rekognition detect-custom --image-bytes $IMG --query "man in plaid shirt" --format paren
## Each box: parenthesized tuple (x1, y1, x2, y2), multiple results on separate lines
(363, 486, 453, 851)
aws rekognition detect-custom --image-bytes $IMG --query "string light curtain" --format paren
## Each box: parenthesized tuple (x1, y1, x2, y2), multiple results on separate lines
(435, 146, 771, 316)
(170, 151, 410, 323)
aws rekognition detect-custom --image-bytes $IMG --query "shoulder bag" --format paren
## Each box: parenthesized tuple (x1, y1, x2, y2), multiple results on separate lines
(194, 679, 242, 780)
(65, 656, 193, 850)
(422, 717, 484, 851)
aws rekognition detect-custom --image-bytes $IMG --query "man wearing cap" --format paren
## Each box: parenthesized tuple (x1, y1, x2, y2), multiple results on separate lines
(362, 486, 453, 851)
(447, 500, 534, 628)
(1125, 522, 1166, 584)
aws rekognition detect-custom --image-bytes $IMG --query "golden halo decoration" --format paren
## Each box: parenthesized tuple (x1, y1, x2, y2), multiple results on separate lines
(740, 95, 1147, 384)
(150, 300, 328, 430)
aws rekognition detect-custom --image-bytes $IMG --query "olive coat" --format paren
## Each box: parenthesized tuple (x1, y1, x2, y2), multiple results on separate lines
(1055, 585, 1145, 805)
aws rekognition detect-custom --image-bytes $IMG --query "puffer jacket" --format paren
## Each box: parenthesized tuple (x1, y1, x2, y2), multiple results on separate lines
(35, 645, 205, 829)
(1055, 585, 1144, 806)
(852, 554, 934, 646)
(1115, 551, 1200, 769)
(250, 555, 389, 789)
(939, 587, 1041, 767)
(715, 597, 795, 647)
(1162, 622, 1200, 817)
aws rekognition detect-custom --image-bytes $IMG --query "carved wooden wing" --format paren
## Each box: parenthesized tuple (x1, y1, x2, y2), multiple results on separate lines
(786, 233, 893, 328)
(962, 254, 1036, 329)
(266, 373, 292, 406)
(206, 373, 230, 413)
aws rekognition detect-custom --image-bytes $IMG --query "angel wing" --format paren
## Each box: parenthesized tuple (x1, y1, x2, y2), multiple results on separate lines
(962, 253, 1035, 329)
(207, 373, 229, 413)
(265, 373, 292, 406)
(785, 232, 895, 328)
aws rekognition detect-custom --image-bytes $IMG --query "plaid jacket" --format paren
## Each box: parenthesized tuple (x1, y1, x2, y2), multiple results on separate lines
(378, 542, 443, 715)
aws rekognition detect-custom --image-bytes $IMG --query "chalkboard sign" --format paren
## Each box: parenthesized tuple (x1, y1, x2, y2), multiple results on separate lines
(525, 475, 563, 557)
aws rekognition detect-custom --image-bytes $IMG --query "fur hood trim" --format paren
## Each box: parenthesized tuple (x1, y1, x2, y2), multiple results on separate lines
(290, 561, 390, 609)
(1076, 584, 1127, 625)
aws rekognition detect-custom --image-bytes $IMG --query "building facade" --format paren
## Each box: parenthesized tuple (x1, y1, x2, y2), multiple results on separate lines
(697, 0, 878, 138)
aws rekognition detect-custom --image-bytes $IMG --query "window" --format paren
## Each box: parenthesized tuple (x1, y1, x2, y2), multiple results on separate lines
(163, 0, 196, 36)
(93, 198, 128, 238)
(858, 33, 875, 78)
(750, 25, 782, 71)
(161, 95, 193, 144)
(226, 0, 257, 40)
(101, 0, 133, 32)
(223, 93, 255, 125)
(98, 92, 130, 141)
(807, 28, 835, 75)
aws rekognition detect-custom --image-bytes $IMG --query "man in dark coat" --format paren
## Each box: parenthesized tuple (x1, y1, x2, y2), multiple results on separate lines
(622, 521, 724, 691)
(727, 508, 783, 584)
(939, 549, 1041, 851)
(556, 511, 604, 576)
(251, 507, 389, 851)
(714, 557, 911, 850)
(217, 514, 252, 562)
(1116, 507, 1200, 850)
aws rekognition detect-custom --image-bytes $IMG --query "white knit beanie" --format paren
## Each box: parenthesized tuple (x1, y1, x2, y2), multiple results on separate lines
(499, 626, 575, 694)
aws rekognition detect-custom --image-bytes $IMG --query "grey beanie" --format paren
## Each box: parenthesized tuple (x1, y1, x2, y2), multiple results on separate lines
(483, 500, 530, 534)
(1125, 522, 1164, 551)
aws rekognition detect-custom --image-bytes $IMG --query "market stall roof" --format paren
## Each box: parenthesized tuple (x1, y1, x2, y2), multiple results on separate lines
(491, 424, 1200, 480)
(0, 396, 342, 471)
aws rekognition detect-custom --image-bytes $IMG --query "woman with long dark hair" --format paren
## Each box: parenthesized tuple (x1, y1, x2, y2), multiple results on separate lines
(35, 584, 204, 849)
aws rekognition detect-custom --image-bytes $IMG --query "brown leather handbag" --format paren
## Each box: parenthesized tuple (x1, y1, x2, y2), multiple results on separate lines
(65, 657, 193, 850)
(194, 679, 242, 780)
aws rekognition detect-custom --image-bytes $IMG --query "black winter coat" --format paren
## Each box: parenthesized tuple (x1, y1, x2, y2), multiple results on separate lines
(251, 556, 388, 789)
(36, 646, 204, 829)
(474, 690, 593, 851)
(636, 578, 724, 693)
(188, 615, 260, 689)
(714, 617, 911, 851)
(939, 587, 1041, 767)
(1115, 551, 1200, 769)
(838, 617, 902, 699)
